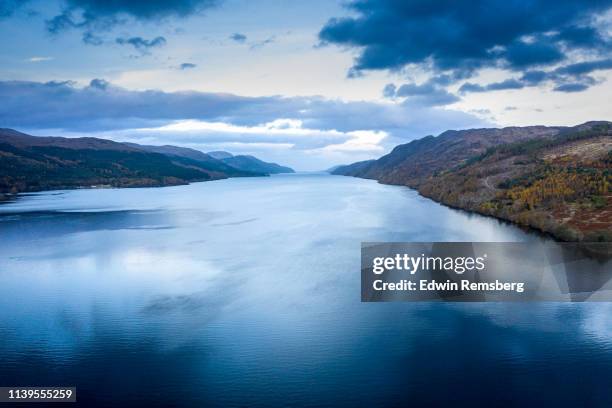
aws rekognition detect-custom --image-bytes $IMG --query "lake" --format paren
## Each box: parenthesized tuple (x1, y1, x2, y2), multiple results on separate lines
(1, 173, 611, 407)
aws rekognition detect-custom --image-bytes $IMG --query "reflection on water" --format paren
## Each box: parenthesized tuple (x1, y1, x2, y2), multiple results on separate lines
(0, 174, 611, 407)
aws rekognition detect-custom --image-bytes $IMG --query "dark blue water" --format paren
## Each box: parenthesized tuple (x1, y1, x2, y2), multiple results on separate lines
(1, 174, 611, 407)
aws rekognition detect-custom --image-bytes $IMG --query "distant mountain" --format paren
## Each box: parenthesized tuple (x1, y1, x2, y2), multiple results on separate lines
(125, 143, 252, 177)
(206, 151, 294, 174)
(334, 121, 611, 242)
(220, 155, 294, 174)
(330, 160, 375, 176)
(132, 145, 294, 175)
(325, 165, 345, 173)
(207, 151, 234, 160)
(208, 150, 294, 174)
(0, 129, 260, 194)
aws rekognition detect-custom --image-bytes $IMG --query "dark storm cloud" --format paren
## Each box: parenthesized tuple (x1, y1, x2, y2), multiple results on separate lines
(115, 36, 167, 52)
(318, 0, 612, 79)
(179, 63, 197, 70)
(502, 39, 565, 69)
(554, 25, 607, 47)
(229, 33, 247, 43)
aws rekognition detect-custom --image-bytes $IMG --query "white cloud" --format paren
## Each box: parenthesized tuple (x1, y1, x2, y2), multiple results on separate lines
(102, 118, 388, 155)
(317, 130, 387, 153)
(27, 57, 54, 62)
(143, 118, 387, 144)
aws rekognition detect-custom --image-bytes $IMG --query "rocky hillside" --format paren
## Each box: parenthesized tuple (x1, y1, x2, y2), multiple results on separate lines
(334, 122, 611, 242)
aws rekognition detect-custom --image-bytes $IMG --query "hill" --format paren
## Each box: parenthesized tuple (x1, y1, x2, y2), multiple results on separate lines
(333, 122, 611, 242)
(207, 150, 294, 174)
(207, 151, 234, 160)
(0, 129, 260, 195)
(220, 154, 294, 174)
(126, 145, 294, 175)
(334, 125, 564, 183)
(124, 143, 253, 177)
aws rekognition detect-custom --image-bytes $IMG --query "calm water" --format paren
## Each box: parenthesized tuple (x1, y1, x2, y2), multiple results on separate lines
(1, 173, 611, 407)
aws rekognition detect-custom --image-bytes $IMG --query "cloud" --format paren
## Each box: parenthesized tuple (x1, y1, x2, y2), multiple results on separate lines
(382, 83, 396, 98)
(460, 57, 612, 94)
(27, 56, 54, 62)
(502, 38, 565, 70)
(458, 83, 486, 94)
(121, 118, 388, 153)
(116, 36, 166, 53)
(555, 59, 612, 76)
(0, 79, 483, 147)
(229, 33, 247, 43)
(46, 12, 81, 33)
(459, 79, 525, 94)
(384, 80, 460, 106)
(88, 78, 110, 90)
(82, 31, 103, 45)
(179, 63, 197, 70)
(249, 36, 275, 50)
(0, 0, 29, 18)
(319, 0, 612, 76)
(45, 0, 220, 34)
(553, 83, 590, 93)
(520, 70, 548, 85)
(396, 82, 460, 106)
(322, 1, 611, 97)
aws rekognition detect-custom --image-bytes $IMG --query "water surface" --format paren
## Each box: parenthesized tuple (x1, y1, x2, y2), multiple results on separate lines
(1, 174, 611, 407)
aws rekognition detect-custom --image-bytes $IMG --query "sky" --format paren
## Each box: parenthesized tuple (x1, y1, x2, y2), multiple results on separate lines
(0, 0, 611, 170)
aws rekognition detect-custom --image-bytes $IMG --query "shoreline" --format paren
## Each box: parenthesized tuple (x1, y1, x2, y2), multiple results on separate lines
(0, 173, 273, 200)
(338, 174, 611, 249)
